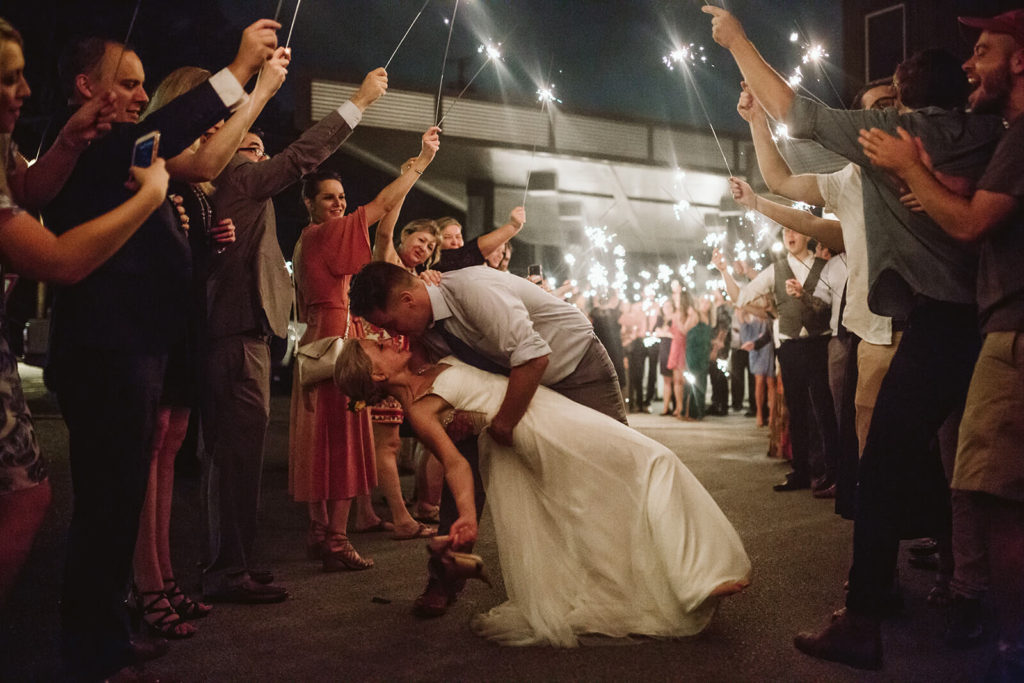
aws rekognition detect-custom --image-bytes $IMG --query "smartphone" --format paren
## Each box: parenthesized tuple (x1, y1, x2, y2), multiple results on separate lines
(527, 264, 543, 278)
(131, 131, 160, 168)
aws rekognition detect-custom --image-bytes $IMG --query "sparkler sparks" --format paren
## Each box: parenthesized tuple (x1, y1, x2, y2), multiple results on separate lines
(536, 85, 562, 104)
(673, 200, 691, 220)
(801, 44, 829, 64)
(478, 41, 503, 62)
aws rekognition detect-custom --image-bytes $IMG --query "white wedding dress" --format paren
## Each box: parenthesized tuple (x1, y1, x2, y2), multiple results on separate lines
(427, 358, 751, 647)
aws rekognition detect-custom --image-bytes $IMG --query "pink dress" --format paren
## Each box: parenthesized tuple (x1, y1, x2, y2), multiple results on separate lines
(288, 207, 376, 502)
(666, 319, 687, 371)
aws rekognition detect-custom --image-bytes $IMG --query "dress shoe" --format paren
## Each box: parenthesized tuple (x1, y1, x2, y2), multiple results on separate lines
(909, 538, 938, 557)
(412, 576, 453, 618)
(204, 576, 288, 604)
(744, 409, 757, 417)
(812, 483, 837, 499)
(773, 478, 811, 492)
(794, 609, 882, 670)
(127, 635, 169, 664)
(248, 569, 275, 585)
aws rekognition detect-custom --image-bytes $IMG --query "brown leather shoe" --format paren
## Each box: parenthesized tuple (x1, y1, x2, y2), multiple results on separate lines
(794, 609, 883, 670)
(412, 577, 452, 618)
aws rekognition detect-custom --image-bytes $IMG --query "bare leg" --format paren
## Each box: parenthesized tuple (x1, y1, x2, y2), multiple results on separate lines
(671, 369, 684, 417)
(352, 494, 379, 530)
(766, 376, 777, 429)
(413, 443, 443, 519)
(755, 375, 767, 426)
(133, 407, 194, 637)
(0, 479, 51, 607)
(370, 423, 422, 536)
(661, 376, 673, 414)
(322, 498, 373, 571)
(155, 408, 190, 581)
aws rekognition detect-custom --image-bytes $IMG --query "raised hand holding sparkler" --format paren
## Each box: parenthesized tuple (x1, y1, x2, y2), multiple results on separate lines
(228, 19, 282, 87)
(350, 68, 389, 112)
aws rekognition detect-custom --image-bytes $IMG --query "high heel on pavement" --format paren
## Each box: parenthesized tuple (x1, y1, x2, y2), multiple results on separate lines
(322, 533, 374, 572)
(130, 587, 196, 639)
(163, 577, 212, 620)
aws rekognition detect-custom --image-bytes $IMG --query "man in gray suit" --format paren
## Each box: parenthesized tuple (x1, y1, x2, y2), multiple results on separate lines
(202, 68, 387, 603)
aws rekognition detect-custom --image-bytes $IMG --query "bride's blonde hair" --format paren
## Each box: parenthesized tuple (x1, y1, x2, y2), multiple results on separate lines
(334, 340, 390, 407)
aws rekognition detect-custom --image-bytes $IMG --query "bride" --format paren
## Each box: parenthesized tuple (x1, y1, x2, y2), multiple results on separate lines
(335, 337, 751, 647)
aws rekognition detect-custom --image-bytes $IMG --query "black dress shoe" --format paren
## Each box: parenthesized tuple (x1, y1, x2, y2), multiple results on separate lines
(794, 609, 882, 670)
(744, 410, 757, 417)
(248, 569, 275, 585)
(812, 484, 837, 499)
(774, 478, 811, 492)
(204, 577, 288, 604)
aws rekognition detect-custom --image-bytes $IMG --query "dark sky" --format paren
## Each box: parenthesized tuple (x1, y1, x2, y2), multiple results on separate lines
(7, 0, 847, 142)
(215, 0, 847, 134)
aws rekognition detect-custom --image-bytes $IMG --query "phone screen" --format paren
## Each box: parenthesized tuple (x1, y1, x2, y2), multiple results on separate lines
(527, 264, 543, 278)
(132, 136, 156, 167)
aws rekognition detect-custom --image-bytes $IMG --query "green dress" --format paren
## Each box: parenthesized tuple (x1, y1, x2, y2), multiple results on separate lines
(684, 322, 712, 419)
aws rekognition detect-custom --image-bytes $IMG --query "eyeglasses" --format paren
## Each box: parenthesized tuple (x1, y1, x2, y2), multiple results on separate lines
(238, 147, 267, 158)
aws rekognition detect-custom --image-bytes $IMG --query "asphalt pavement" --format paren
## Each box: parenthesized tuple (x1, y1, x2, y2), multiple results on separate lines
(1, 364, 993, 681)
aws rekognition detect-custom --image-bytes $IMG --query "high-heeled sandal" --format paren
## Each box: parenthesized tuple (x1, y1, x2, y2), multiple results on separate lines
(164, 577, 212, 620)
(131, 587, 196, 639)
(322, 533, 374, 572)
(307, 519, 328, 561)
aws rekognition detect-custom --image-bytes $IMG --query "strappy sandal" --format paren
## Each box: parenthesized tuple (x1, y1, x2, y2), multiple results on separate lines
(131, 587, 196, 639)
(164, 577, 212, 620)
(307, 519, 328, 560)
(322, 533, 374, 572)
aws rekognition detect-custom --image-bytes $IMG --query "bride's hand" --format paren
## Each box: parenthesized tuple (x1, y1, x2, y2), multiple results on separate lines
(449, 516, 477, 549)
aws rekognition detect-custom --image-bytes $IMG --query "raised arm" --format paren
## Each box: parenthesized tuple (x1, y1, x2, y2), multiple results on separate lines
(730, 177, 844, 252)
(167, 48, 289, 183)
(477, 206, 525, 258)
(711, 249, 742, 303)
(859, 126, 1018, 242)
(371, 164, 410, 265)
(406, 397, 478, 546)
(0, 160, 169, 284)
(9, 93, 116, 210)
(362, 127, 440, 226)
(737, 85, 826, 206)
(704, 6, 795, 121)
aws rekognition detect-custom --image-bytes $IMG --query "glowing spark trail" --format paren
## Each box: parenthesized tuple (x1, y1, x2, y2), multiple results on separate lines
(437, 42, 501, 125)
(384, 0, 432, 70)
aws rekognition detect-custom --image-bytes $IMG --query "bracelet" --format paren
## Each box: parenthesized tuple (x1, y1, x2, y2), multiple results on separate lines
(412, 168, 423, 175)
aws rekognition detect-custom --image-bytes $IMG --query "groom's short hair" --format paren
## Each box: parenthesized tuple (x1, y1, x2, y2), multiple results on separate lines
(349, 261, 419, 319)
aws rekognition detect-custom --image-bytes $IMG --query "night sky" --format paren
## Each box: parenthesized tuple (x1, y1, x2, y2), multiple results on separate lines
(8, 0, 847, 147)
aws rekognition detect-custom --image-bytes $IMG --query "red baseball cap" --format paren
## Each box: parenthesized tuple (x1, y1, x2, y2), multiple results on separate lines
(958, 9, 1024, 46)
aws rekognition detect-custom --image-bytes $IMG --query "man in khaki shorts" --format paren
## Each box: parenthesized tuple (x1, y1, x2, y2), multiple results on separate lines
(858, 10, 1024, 679)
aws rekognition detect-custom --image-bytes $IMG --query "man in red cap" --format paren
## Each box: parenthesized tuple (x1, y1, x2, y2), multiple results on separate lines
(848, 9, 1024, 680)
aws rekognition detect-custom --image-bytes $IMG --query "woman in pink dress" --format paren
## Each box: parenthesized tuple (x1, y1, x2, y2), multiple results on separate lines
(288, 127, 439, 571)
(666, 287, 698, 417)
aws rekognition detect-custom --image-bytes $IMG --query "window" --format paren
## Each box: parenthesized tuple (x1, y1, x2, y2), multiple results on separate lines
(865, 4, 906, 82)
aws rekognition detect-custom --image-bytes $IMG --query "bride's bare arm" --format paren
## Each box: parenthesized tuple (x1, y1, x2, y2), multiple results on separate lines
(406, 396, 478, 546)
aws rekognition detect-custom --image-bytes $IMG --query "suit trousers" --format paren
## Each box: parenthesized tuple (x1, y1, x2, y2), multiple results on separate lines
(775, 336, 839, 485)
(55, 348, 166, 680)
(626, 339, 647, 409)
(644, 342, 660, 405)
(846, 299, 979, 616)
(709, 356, 729, 412)
(729, 348, 755, 412)
(830, 334, 861, 519)
(201, 332, 271, 590)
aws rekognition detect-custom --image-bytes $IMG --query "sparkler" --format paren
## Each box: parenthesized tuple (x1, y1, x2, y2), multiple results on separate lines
(436, 41, 502, 126)
(384, 0, 432, 70)
(435, 0, 460, 123)
(110, 0, 143, 102)
(285, 0, 303, 49)
(536, 86, 562, 104)
(663, 44, 733, 177)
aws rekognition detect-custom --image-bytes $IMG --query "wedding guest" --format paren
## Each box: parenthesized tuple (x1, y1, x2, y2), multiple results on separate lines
(0, 19, 171, 613)
(289, 127, 440, 570)
(41, 22, 276, 678)
(201, 63, 387, 603)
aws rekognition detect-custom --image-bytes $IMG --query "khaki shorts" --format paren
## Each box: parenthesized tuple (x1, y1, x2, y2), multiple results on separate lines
(854, 333, 901, 456)
(952, 331, 1024, 503)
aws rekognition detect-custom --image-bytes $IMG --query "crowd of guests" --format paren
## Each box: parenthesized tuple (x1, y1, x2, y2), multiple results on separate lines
(0, 4, 1021, 681)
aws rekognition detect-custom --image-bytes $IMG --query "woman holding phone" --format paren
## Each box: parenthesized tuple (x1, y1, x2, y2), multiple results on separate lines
(0, 16, 171, 605)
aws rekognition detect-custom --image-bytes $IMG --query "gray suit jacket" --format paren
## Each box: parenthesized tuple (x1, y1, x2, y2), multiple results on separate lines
(207, 110, 355, 339)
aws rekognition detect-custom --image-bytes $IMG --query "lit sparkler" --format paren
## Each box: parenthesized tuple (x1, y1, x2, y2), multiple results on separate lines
(536, 85, 562, 104)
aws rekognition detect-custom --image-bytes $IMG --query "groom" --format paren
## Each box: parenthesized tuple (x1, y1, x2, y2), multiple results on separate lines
(349, 261, 627, 614)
